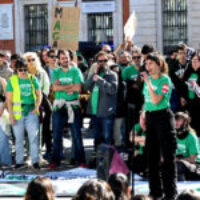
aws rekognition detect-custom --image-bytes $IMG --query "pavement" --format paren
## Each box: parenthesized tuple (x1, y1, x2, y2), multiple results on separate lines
(0, 118, 94, 200)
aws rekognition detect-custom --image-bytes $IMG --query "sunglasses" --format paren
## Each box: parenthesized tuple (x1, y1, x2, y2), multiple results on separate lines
(49, 55, 57, 58)
(27, 58, 35, 62)
(97, 59, 108, 63)
(18, 68, 28, 72)
(132, 56, 141, 60)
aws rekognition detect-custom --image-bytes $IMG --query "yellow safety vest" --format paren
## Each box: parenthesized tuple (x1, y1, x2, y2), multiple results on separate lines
(10, 74, 37, 120)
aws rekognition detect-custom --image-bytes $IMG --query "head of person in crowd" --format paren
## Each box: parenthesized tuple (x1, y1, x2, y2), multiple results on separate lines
(15, 57, 29, 79)
(169, 46, 178, 60)
(77, 55, 88, 73)
(177, 44, 187, 64)
(176, 189, 200, 200)
(132, 48, 142, 69)
(160, 55, 169, 74)
(0, 50, 6, 67)
(47, 49, 57, 69)
(40, 48, 49, 67)
(119, 51, 132, 66)
(191, 52, 200, 72)
(141, 44, 154, 60)
(131, 194, 152, 200)
(68, 49, 77, 67)
(145, 52, 164, 77)
(57, 49, 70, 69)
(175, 112, 191, 138)
(4, 50, 11, 63)
(24, 176, 55, 200)
(23, 52, 43, 75)
(102, 44, 112, 54)
(108, 173, 130, 200)
(10, 54, 20, 72)
(95, 51, 109, 74)
(73, 179, 115, 200)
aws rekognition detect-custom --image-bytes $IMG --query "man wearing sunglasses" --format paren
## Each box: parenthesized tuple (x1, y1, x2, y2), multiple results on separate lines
(85, 51, 118, 151)
(6, 58, 41, 169)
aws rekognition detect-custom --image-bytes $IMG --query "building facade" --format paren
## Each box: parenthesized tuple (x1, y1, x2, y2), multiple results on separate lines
(0, 0, 200, 54)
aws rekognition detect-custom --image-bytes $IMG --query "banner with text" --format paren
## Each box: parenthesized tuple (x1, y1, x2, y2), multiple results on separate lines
(51, 6, 80, 51)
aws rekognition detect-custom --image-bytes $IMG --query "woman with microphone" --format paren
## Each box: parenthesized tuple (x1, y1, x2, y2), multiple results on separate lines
(141, 52, 177, 200)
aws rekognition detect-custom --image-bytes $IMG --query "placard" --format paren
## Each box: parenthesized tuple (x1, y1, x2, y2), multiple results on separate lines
(51, 6, 80, 51)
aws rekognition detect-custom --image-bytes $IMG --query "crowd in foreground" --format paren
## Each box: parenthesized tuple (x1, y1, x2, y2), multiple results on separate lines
(24, 174, 200, 200)
(1, 41, 200, 200)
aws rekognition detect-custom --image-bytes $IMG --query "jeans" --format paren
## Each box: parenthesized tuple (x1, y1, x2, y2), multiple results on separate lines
(12, 113, 39, 164)
(52, 108, 85, 165)
(0, 126, 11, 166)
(91, 115, 114, 148)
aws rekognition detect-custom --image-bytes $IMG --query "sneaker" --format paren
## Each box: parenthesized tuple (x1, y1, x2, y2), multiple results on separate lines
(15, 164, 26, 169)
(79, 163, 88, 168)
(33, 163, 40, 169)
(48, 163, 58, 170)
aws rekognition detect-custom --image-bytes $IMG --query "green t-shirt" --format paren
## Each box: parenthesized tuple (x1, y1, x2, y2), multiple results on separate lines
(134, 123, 146, 155)
(6, 76, 40, 115)
(91, 73, 105, 115)
(52, 66, 83, 102)
(176, 132, 199, 158)
(143, 74, 172, 111)
(122, 65, 139, 81)
(91, 85, 99, 115)
(188, 73, 198, 99)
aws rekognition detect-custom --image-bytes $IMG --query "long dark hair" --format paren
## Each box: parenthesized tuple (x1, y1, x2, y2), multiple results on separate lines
(24, 177, 55, 200)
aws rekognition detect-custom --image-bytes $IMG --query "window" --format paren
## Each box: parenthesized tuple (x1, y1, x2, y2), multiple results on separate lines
(24, 4, 48, 51)
(162, 0, 187, 54)
(88, 13, 113, 45)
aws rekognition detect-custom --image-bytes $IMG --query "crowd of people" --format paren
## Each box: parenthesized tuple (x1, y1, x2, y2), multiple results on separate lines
(0, 41, 200, 199)
(24, 174, 200, 200)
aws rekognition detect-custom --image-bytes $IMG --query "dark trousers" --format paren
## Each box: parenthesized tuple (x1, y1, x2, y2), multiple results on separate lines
(52, 108, 85, 165)
(177, 160, 200, 181)
(91, 115, 114, 149)
(146, 109, 177, 199)
(41, 95, 52, 153)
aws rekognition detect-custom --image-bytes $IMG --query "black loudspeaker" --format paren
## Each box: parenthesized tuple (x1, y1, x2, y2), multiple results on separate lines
(96, 144, 114, 181)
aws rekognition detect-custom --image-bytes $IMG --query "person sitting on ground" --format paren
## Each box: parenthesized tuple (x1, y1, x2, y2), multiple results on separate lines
(176, 189, 200, 200)
(24, 176, 55, 200)
(129, 109, 147, 176)
(73, 179, 115, 200)
(175, 112, 200, 181)
(108, 173, 130, 200)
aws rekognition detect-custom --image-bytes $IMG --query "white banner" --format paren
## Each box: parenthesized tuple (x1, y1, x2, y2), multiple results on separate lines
(82, 1, 115, 13)
(0, 4, 13, 40)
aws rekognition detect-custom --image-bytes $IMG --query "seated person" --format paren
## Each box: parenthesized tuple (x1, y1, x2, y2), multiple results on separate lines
(175, 112, 200, 181)
(129, 110, 147, 176)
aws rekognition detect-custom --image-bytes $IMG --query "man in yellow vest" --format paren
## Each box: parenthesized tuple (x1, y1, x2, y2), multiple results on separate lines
(6, 58, 41, 169)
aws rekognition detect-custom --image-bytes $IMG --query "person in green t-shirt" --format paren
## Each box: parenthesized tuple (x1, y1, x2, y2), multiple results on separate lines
(141, 52, 177, 200)
(49, 49, 85, 169)
(183, 53, 200, 136)
(129, 110, 147, 176)
(175, 112, 200, 181)
(6, 58, 41, 169)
